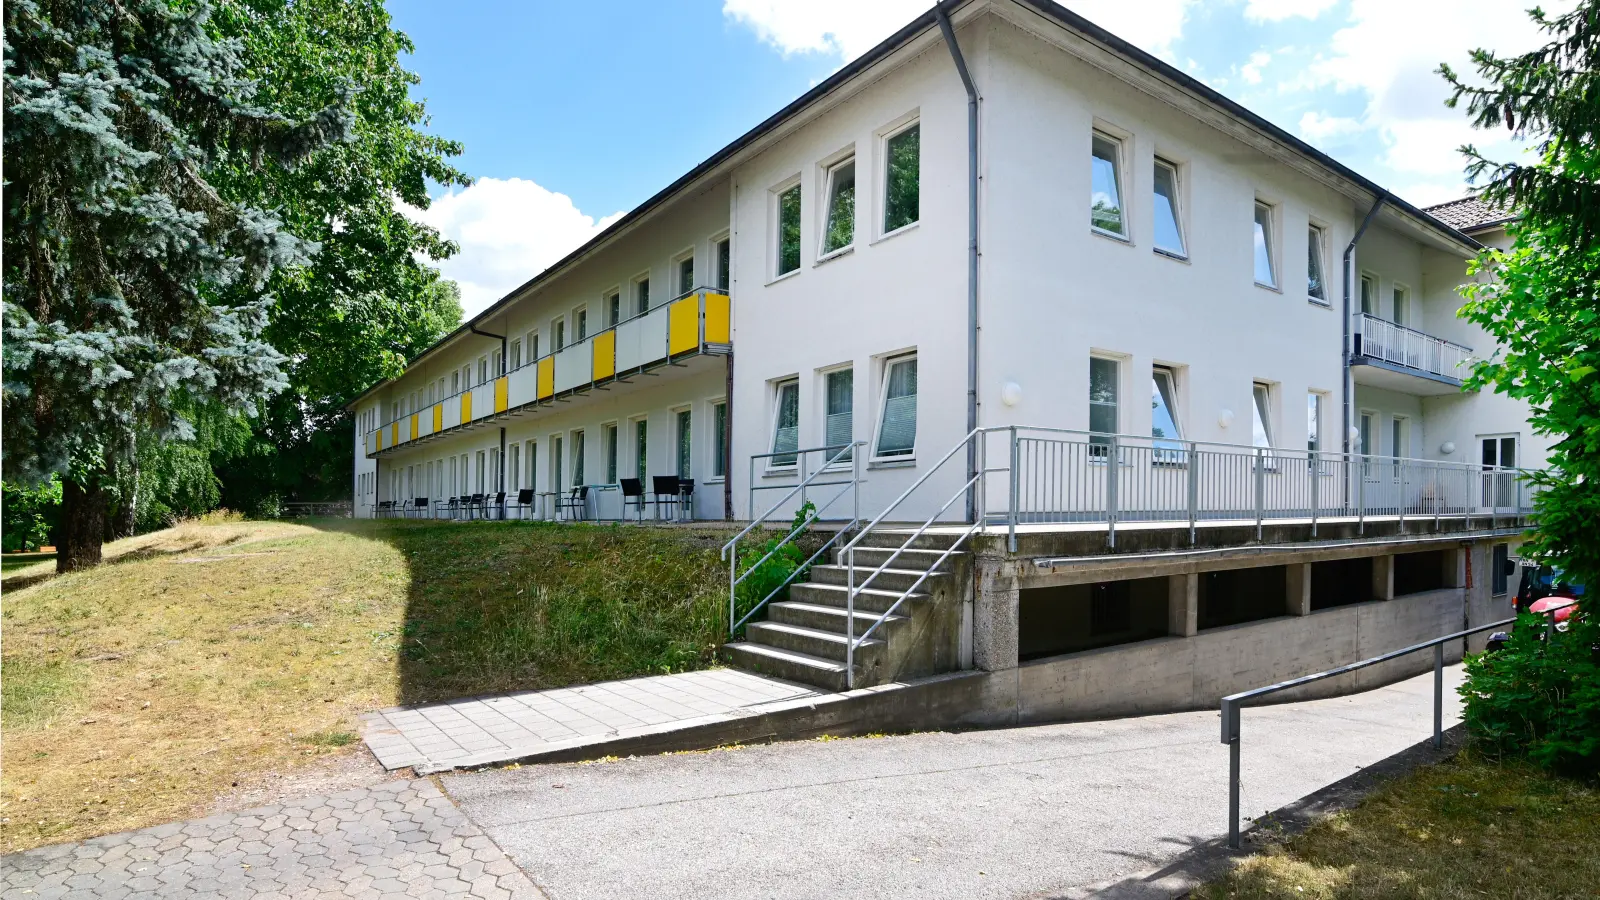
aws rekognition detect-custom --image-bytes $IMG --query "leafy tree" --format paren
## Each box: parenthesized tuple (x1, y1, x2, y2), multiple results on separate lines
(1, 477, 61, 552)
(2, 0, 352, 571)
(206, 0, 469, 511)
(1443, 2, 1600, 587)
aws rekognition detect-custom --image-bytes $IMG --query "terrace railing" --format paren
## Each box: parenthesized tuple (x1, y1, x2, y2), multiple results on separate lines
(1352, 313, 1473, 381)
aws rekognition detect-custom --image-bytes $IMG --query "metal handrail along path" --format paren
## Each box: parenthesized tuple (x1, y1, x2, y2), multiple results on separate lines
(1218, 600, 1578, 849)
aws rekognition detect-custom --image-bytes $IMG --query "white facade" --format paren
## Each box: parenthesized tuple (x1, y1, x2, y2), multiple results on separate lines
(351, 0, 1544, 525)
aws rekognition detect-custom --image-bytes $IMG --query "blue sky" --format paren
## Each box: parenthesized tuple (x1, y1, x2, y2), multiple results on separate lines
(390, 0, 1553, 316)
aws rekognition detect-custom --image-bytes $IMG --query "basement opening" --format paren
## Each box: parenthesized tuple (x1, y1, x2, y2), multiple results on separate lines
(1018, 577, 1169, 662)
(1311, 557, 1374, 611)
(1394, 549, 1452, 596)
(1198, 565, 1287, 630)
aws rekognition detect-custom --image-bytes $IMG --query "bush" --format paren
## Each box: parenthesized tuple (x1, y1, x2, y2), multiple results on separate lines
(1462, 609, 1600, 776)
(732, 501, 817, 630)
(2, 477, 62, 552)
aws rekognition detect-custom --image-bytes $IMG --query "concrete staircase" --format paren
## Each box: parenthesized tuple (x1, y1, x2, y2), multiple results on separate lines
(721, 529, 969, 691)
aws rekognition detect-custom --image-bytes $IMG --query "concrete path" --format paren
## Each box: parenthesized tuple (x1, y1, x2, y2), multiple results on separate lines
(444, 666, 1467, 900)
(362, 669, 822, 774)
(1, 780, 541, 900)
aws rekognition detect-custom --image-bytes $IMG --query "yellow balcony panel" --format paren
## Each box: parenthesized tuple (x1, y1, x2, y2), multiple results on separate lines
(375, 429, 384, 451)
(592, 330, 616, 381)
(537, 356, 555, 400)
(668, 295, 699, 356)
(391, 421, 399, 446)
(409, 413, 419, 441)
(433, 403, 444, 432)
(704, 292, 731, 344)
(494, 377, 509, 413)
(461, 391, 473, 422)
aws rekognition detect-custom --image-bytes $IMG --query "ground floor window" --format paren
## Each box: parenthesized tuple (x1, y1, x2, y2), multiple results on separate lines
(875, 356, 917, 459)
(712, 401, 728, 478)
(571, 431, 585, 486)
(635, 420, 648, 483)
(605, 424, 619, 484)
(825, 367, 853, 461)
(1492, 543, 1510, 596)
(771, 379, 799, 467)
(676, 409, 692, 479)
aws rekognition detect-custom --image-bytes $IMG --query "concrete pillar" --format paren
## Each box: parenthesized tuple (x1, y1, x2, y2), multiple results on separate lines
(1286, 562, 1312, 616)
(1443, 547, 1466, 589)
(1168, 572, 1197, 637)
(973, 557, 1019, 672)
(1371, 554, 1395, 601)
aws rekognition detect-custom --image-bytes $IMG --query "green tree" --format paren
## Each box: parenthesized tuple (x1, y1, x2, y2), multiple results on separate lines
(1443, 3, 1600, 587)
(2, 0, 352, 571)
(207, 0, 469, 511)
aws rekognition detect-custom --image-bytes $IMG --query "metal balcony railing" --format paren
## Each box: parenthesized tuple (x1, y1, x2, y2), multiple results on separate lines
(1353, 313, 1473, 381)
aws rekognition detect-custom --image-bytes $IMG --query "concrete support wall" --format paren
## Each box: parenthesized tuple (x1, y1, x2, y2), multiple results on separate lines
(1286, 563, 1312, 616)
(1371, 554, 1395, 601)
(1168, 573, 1197, 637)
(973, 556, 1019, 672)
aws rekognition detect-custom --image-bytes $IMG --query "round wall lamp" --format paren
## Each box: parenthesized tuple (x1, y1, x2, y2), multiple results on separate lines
(1440, 441, 1456, 455)
(1001, 381, 1023, 407)
(1350, 425, 1362, 442)
(1218, 409, 1235, 429)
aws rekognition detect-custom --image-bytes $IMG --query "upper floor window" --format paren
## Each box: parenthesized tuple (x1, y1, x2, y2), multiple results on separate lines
(527, 331, 539, 361)
(510, 339, 522, 370)
(775, 183, 802, 276)
(554, 318, 566, 351)
(715, 237, 731, 291)
(477, 356, 488, 385)
(1089, 356, 1119, 453)
(1152, 158, 1184, 257)
(1151, 366, 1181, 442)
(606, 290, 621, 327)
(677, 254, 695, 295)
(575, 308, 588, 341)
(821, 156, 856, 256)
(1392, 285, 1408, 327)
(883, 121, 920, 234)
(1251, 382, 1275, 447)
(491, 349, 502, 376)
(1360, 273, 1378, 315)
(1307, 225, 1329, 305)
(1307, 392, 1323, 452)
(634, 275, 651, 315)
(1253, 201, 1278, 289)
(875, 355, 918, 459)
(1090, 133, 1126, 238)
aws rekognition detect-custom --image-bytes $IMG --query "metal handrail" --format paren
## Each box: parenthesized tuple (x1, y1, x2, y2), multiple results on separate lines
(850, 483, 981, 647)
(1219, 599, 1579, 849)
(1352, 312, 1473, 354)
(839, 428, 981, 555)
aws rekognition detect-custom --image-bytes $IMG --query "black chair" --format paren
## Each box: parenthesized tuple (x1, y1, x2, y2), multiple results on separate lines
(375, 500, 392, 518)
(558, 485, 590, 521)
(411, 497, 429, 519)
(508, 488, 535, 519)
(619, 478, 646, 521)
(468, 492, 485, 520)
(651, 476, 681, 521)
(489, 491, 506, 520)
(434, 496, 458, 519)
(677, 479, 695, 521)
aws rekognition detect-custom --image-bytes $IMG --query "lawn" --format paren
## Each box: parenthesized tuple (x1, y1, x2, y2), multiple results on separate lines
(1195, 749, 1600, 899)
(0, 515, 734, 852)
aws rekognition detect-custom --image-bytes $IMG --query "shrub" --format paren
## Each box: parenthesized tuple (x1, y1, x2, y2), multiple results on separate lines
(732, 501, 817, 629)
(1, 477, 62, 551)
(1462, 609, 1600, 776)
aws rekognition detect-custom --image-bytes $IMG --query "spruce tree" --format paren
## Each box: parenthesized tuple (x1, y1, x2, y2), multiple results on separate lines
(2, 0, 351, 571)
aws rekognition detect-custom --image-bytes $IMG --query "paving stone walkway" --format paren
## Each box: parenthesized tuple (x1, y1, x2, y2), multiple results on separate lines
(362, 668, 822, 774)
(1, 779, 542, 900)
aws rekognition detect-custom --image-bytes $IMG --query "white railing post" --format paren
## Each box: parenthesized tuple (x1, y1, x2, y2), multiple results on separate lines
(1254, 447, 1265, 540)
(846, 541, 855, 691)
(1187, 442, 1198, 545)
(1008, 427, 1020, 553)
(1106, 434, 1119, 549)
(1358, 456, 1366, 534)
(1310, 450, 1319, 538)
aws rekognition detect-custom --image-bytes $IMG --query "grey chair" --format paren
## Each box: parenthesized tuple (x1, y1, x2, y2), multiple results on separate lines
(650, 476, 681, 520)
(558, 485, 590, 521)
(619, 478, 646, 521)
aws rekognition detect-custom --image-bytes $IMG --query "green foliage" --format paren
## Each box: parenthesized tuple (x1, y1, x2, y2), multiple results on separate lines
(131, 403, 254, 531)
(1461, 613, 1600, 776)
(2, 476, 61, 551)
(1445, 3, 1600, 587)
(733, 501, 817, 628)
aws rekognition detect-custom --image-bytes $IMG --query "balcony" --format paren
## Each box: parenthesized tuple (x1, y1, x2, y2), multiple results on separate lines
(364, 288, 730, 458)
(1351, 313, 1473, 395)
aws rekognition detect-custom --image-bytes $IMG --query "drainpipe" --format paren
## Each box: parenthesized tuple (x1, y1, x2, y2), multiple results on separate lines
(1343, 193, 1387, 491)
(936, 3, 980, 524)
(469, 324, 507, 376)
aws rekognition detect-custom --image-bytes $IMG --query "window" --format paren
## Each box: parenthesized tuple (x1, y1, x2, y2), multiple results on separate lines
(527, 332, 539, 361)
(1358, 413, 1374, 455)
(1307, 393, 1323, 452)
(554, 318, 566, 351)
(1392, 285, 1408, 326)
(477, 356, 488, 385)
(1360, 274, 1377, 315)
(634, 275, 651, 315)
(575, 308, 587, 341)
(821, 156, 856, 256)
(883, 122, 920, 233)
(1090, 133, 1125, 237)
(712, 400, 728, 478)
(1482, 435, 1517, 470)
(1391, 416, 1407, 462)
(1482, 435, 1518, 507)
(491, 349, 502, 377)
(508, 444, 520, 491)
(1491, 544, 1510, 596)
(604, 423, 619, 484)
(775, 183, 802, 276)
(488, 448, 500, 492)
(676, 409, 692, 479)
(606, 291, 621, 327)
(1307, 225, 1328, 304)
(770, 379, 799, 467)
(510, 339, 522, 370)
(635, 420, 648, 483)
(715, 238, 731, 291)
(1089, 357, 1119, 453)
(1251, 382, 1274, 447)
(524, 440, 536, 494)
(571, 431, 585, 486)
(551, 436, 563, 491)
(474, 450, 486, 493)
(875, 356, 918, 459)
(824, 367, 854, 461)
(1152, 158, 1185, 257)
(425, 384, 434, 406)
(1253, 202, 1278, 288)
(677, 254, 695, 295)
(1151, 366, 1182, 454)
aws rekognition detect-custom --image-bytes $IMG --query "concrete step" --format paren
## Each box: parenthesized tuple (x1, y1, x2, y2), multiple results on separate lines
(832, 546, 962, 571)
(746, 621, 884, 664)
(809, 564, 947, 593)
(853, 529, 968, 552)
(718, 642, 848, 692)
(789, 581, 928, 614)
(767, 600, 907, 637)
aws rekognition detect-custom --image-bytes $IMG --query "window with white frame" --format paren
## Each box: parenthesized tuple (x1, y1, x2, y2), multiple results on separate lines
(875, 356, 918, 459)
(510, 339, 522, 370)
(1392, 285, 1408, 326)
(477, 355, 488, 385)
(634, 419, 648, 483)
(571, 430, 585, 486)
(524, 440, 536, 493)
(824, 367, 854, 461)
(1151, 365, 1182, 454)
(1251, 382, 1274, 447)
(1090, 133, 1126, 237)
(677, 254, 695, 296)
(1253, 202, 1278, 288)
(604, 423, 619, 484)
(820, 155, 856, 256)
(715, 238, 731, 291)
(1152, 158, 1185, 257)
(553, 317, 566, 351)
(712, 400, 728, 478)
(675, 408, 692, 479)
(770, 379, 799, 467)
(475, 450, 486, 493)
(491, 349, 503, 377)
(775, 182, 802, 276)
(551, 436, 563, 491)
(1307, 225, 1329, 305)
(1360, 274, 1378, 315)
(527, 332, 539, 361)
(1307, 392, 1324, 452)
(1089, 356, 1119, 454)
(489, 448, 500, 492)
(1390, 416, 1407, 461)
(605, 290, 621, 327)
(508, 444, 520, 491)
(883, 121, 920, 234)
(575, 308, 588, 341)
(633, 274, 651, 315)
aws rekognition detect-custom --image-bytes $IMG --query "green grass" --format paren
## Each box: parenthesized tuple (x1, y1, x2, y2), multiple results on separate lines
(1195, 749, 1600, 899)
(1, 657, 86, 729)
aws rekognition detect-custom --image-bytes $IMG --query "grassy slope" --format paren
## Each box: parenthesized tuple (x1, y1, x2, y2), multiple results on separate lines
(1195, 750, 1600, 899)
(0, 516, 731, 852)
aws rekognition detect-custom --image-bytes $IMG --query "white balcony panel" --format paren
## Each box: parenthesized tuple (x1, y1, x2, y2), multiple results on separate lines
(470, 383, 493, 421)
(441, 397, 461, 431)
(507, 365, 537, 408)
(616, 307, 669, 371)
(1353, 314, 1471, 380)
(554, 341, 593, 393)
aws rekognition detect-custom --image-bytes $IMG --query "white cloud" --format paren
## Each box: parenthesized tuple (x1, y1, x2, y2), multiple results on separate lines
(1297, 110, 1364, 145)
(722, 0, 1196, 62)
(404, 178, 624, 319)
(1243, 0, 1337, 23)
(1240, 50, 1273, 85)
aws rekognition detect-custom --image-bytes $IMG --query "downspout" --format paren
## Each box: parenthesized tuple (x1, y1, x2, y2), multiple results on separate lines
(1343, 193, 1387, 503)
(936, 3, 980, 523)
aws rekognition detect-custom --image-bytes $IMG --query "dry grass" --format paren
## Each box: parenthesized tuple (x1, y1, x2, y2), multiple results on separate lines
(1195, 750, 1600, 900)
(1, 516, 732, 852)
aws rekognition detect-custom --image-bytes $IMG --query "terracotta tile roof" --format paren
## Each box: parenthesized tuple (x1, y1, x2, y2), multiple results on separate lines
(1425, 195, 1515, 231)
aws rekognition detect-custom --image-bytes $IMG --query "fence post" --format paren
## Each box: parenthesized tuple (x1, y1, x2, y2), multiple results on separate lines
(1107, 434, 1119, 549)
(1433, 642, 1444, 750)
(1008, 427, 1020, 553)
(1187, 442, 1198, 545)
(728, 544, 738, 638)
(1358, 459, 1366, 535)
(846, 544, 856, 690)
(1222, 698, 1241, 850)
(1310, 450, 1319, 538)
(1254, 448, 1264, 541)
(1398, 458, 1406, 534)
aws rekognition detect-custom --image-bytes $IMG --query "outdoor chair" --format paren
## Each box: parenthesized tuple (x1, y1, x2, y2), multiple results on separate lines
(619, 478, 646, 521)
(508, 488, 535, 519)
(557, 485, 590, 521)
(411, 497, 428, 518)
(651, 476, 681, 521)
(468, 492, 485, 520)
(490, 491, 506, 520)
(677, 479, 695, 521)
(375, 500, 392, 518)
(434, 496, 459, 519)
